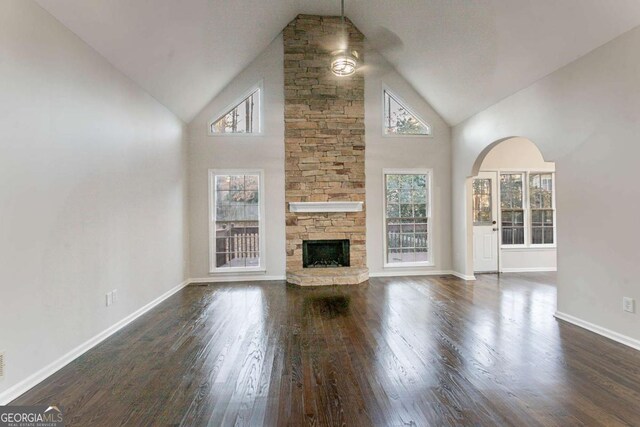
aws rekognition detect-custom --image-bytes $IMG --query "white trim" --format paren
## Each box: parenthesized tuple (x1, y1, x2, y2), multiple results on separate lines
(381, 84, 433, 137)
(489, 169, 557, 249)
(472, 171, 500, 273)
(371, 270, 477, 281)
(189, 275, 285, 283)
(450, 271, 477, 281)
(0, 280, 189, 405)
(208, 169, 266, 274)
(384, 261, 434, 268)
(501, 246, 556, 252)
(500, 267, 557, 273)
(382, 168, 434, 268)
(289, 201, 363, 213)
(193, 272, 479, 282)
(370, 269, 451, 278)
(554, 311, 640, 352)
(207, 81, 264, 136)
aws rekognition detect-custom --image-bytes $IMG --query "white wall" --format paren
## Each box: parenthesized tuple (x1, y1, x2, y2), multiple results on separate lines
(0, 0, 188, 400)
(187, 39, 452, 279)
(478, 137, 556, 272)
(188, 36, 286, 280)
(452, 26, 640, 343)
(364, 50, 452, 276)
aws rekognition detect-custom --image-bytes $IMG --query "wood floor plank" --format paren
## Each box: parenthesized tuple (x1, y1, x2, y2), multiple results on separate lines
(10, 273, 640, 426)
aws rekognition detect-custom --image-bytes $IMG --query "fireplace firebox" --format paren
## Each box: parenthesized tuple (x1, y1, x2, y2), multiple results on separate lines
(302, 240, 350, 268)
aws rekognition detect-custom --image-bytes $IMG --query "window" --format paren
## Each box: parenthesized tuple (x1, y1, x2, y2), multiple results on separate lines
(498, 171, 556, 247)
(209, 87, 260, 134)
(209, 170, 264, 272)
(383, 89, 431, 136)
(530, 173, 554, 244)
(384, 170, 432, 266)
(472, 178, 492, 225)
(500, 173, 525, 245)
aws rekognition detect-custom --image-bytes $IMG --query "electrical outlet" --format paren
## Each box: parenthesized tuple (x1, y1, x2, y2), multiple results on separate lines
(105, 292, 112, 307)
(112, 289, 118, 303)
(623, 297, 635, 313)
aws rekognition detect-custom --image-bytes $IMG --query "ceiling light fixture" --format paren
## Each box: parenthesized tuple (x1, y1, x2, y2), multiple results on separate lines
(330, 0, 358, 77)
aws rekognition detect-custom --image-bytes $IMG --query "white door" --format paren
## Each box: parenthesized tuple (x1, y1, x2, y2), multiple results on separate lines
(473, 172, 499, 272)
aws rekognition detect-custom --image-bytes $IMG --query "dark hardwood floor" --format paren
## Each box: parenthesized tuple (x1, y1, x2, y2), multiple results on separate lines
(12, 273, 640, 426)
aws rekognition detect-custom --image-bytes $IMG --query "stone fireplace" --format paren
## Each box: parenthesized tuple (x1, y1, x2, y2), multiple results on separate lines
(284, 14, 368, 286)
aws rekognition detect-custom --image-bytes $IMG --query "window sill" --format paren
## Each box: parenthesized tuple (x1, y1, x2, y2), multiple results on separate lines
(384, 262, 435, 269)
(501, 246, 556, 252)
(208, 132, 264, 138)
(382, 133, 433, 138)
(209, 267, 266, 275)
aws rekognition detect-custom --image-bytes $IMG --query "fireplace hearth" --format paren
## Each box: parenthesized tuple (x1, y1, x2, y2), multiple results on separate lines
(303, 240, 350, 268)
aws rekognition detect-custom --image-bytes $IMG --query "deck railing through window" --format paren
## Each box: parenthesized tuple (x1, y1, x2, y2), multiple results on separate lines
(215, 225, 259, 268)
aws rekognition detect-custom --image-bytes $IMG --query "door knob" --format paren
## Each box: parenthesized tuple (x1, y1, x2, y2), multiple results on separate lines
(492, 228, 498, 231)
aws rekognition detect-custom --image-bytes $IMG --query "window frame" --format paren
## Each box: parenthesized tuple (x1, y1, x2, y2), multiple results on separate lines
(207, 81, 264, 137)
(381, 85, 433, 138)
(472, 177, 494, 226)
(382, 168, 434, 268)
(496, 169, 557, 249)
(208, 169, 266, 274)
(528, 172, 557, 248)
(499, 172, 527, 248)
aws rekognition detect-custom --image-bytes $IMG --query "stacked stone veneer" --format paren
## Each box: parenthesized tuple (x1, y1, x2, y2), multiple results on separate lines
(284, 15, 366, 271)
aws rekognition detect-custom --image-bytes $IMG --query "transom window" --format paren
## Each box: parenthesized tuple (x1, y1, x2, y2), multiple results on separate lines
(209, 170, 264, 272)
(499, 171, 555, 246)
(384, 170, 432, 266)
(383, 89, 431, 136)
(209, 87, 260, 134)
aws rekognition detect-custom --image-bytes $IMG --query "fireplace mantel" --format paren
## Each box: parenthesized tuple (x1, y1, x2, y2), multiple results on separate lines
(289, 201, 363, 213)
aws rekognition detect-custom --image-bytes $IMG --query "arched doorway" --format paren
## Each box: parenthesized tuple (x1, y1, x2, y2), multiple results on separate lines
(469, 137, 557, 274)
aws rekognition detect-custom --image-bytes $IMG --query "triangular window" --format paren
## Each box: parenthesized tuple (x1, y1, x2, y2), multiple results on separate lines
(383, 89, 431, 136)
(210, 87, 260, 134)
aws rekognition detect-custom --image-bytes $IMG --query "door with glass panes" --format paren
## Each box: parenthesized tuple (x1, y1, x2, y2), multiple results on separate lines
(472, 172, 499, 272)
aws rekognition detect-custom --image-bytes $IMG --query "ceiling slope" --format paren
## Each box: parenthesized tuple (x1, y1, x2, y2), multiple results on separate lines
(35, 0, 298, 122)
(36, 0, 640, 124)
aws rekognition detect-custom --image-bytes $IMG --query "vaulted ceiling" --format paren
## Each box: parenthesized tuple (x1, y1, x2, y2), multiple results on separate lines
(35, 0, 640, 124)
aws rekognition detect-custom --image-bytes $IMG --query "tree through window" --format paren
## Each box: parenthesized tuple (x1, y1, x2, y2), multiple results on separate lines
(384, 171, 432, 265)
(500, 173, 525, 245)
(530, 173, 554, 244)
(210, 88, 260, 134)
(383, 90, 431, 135)
(210, 171, 263, 272)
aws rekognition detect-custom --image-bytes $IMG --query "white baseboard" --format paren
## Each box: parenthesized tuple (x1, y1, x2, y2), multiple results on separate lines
(189, 275, 285, 284)
(554, 311, 640, 352)
(0, 279, 189, 405)
(369, 270, 476, 281)
(194, 272, 477, 282)
(192, 272, 481, 283)
(369, 269, 452, 278)
(500, 267, 557, 273)
(449, 271, 477, 281)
